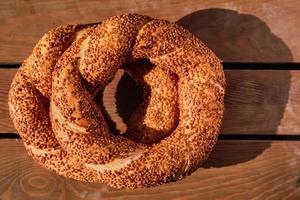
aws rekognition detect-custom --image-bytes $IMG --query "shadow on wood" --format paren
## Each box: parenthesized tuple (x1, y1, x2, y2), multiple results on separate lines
(177, 8, 293, 137)
(202, 140, 271, 168)
(176, 8, 293, 62)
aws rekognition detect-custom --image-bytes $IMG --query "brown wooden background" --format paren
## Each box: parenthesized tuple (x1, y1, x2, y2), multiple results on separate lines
(1, 0, 300, 199)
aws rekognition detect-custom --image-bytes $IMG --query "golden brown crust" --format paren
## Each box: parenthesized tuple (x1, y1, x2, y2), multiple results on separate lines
(8, 14, 225, 189)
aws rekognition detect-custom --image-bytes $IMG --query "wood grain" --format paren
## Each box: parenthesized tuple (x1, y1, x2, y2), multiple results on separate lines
(0, 69, 15, 133)
(0, 0, 299, 63)
(0, 139, 299, 199)
(1, 68, 300, 135)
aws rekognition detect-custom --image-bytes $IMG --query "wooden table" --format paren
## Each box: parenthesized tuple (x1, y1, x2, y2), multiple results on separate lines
(1, 0, 300, 199)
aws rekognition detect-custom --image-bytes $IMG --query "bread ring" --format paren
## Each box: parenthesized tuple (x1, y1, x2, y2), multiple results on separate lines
(8, 14, 225, 189)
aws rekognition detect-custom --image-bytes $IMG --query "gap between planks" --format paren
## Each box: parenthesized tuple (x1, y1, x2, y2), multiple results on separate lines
(2, 62, 300, 69)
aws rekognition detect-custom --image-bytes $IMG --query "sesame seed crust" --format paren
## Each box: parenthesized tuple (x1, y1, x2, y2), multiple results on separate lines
(8, 13, 225, 189)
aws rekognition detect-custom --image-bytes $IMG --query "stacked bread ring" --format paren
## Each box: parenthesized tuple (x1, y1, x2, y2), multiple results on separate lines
(8, 14, 225, 189)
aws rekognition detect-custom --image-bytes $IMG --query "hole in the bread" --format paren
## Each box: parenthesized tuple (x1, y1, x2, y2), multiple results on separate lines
(95, 58, 178, 144)
(94, 64, 144, 135)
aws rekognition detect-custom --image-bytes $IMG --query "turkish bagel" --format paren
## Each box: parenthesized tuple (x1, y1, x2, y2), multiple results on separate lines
(8, 14, 225, 188)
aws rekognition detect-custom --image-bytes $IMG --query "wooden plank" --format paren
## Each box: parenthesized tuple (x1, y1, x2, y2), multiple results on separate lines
(0, 69, 15, 133)
(0, 139, 299, 199)
(223, 70, 300, 135)
(0, 0, 299, 63)
(1, 68, 300, 135)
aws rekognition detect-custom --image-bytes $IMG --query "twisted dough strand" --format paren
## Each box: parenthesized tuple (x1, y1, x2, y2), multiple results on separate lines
(9, 14, 225, 188)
